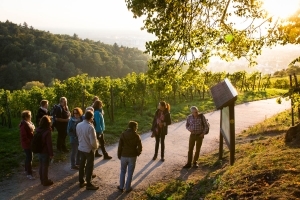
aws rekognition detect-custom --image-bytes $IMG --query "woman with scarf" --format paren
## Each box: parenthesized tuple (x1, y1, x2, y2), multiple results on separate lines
(151, 101, 171, 161)
(67, 107, 83, 170)
(19, 110, 35, 180)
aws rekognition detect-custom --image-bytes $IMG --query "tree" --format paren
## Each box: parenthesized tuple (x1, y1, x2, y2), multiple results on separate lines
(125, 0, 285, 76)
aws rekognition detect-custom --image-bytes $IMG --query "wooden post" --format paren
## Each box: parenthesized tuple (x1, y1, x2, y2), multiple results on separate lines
(219, 109, 223, 160)
(289, 75, 294, 126)
(229, 104, 235, 165)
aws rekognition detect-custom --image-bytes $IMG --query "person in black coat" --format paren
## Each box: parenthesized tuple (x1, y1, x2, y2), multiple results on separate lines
(36, 100, 50, 126)
(151, 101, 171, 161)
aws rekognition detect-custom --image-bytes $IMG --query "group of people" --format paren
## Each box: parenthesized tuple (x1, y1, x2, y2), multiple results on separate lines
(19, 96, 209, 192)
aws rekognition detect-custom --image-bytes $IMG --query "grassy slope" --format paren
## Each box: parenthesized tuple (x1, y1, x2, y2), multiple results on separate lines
(0, 88, 287, 181)
(139, 110, 300, 200)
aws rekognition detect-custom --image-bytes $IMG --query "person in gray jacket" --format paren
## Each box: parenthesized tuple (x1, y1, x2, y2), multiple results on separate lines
(76, 110, 99, 190)
(117, 121, 142, 193)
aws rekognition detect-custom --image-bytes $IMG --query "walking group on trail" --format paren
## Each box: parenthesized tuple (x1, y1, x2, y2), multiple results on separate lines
(19, 96, 210, 192)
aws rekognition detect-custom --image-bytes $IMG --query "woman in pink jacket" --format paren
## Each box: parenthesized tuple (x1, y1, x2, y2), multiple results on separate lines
(19, 110, 35, 180)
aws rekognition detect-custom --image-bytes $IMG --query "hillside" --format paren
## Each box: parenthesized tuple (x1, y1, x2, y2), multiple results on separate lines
(0, 21, 150, 90)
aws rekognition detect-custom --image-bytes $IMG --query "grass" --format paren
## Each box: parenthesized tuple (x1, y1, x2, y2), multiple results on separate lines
(0, 88, 288, 181)
(137, 109, 300, 200)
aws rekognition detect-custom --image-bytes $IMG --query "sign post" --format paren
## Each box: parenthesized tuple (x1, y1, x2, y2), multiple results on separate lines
(210, 78, 238, 165)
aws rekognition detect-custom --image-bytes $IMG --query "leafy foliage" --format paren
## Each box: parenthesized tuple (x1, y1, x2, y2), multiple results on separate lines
(0, 20, 150, 90)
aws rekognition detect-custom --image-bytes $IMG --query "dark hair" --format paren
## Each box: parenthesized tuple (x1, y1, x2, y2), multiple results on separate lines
(93, 100, 102, 110)
(21, 110, 31, 120)
(72, 107, 83, 117)
(40, 100, 48, 107)
(85, 110, 94, 120)
(39, 115, 51, 129)
(160, 101, 170, 112)
(92, 96, 99, 102)
(128, 121, 138, 129)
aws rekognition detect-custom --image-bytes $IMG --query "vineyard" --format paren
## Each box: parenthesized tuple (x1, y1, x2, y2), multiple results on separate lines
(0, 70, 290, 131)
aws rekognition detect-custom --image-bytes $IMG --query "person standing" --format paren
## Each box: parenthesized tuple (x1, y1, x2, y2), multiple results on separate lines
(183, 106, 209, 168)
(77, 110, 99, 190)
(19, 110, 35, 180)
(67, 107, 83, 170)
(117, 121, 142, 193)
(53, 97, 71, 153)
(93, 100, 112, 159)
(36, 115, 54, 186)
(36, 100, 50, 126)
(151, 101, 171, 161)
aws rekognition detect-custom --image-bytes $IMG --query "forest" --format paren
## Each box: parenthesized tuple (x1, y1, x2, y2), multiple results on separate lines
(0, 20, 150, 90)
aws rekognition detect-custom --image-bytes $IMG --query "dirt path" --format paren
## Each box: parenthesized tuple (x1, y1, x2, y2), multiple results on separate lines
(0, 98, 291, 200)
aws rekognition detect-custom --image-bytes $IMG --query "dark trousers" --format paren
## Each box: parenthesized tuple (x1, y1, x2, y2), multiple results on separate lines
(23, 149, 33, 175)
(56, 125, 67, 151)
(154, 131, 165, 158)
(79, 150, 95, 185)
(97, 134, 107, 155)
(187, 134, 203, 164)
(38, 153, 50, 184)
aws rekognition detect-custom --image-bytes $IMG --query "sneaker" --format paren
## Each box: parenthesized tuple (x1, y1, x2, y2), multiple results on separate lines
(193, 163, 199, 168)
(183, 164, 191, 168)
(161, 158, 165, 162)
(86, 184, 99, 190)
(152, 155, 157, 160)
(79, 181, 87, 188)
(95, 151, 102, 157)
(103, 155, 112, 160)
(43, 179, 54, 186)
(92, 174, 96, 178)
(71, 166, 80, 170)
(27, 175, 35, 180)
(117, 186, 124, 192)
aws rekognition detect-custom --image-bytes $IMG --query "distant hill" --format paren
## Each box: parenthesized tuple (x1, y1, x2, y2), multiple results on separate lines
(208, 45, 300, 74)
(0, 21, 150, 90)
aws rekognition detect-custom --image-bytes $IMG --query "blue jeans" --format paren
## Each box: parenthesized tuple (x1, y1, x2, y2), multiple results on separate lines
(38, 153, 50, 184)
(23, 149, 33, 175)
(70, 143, 80, 167)
(119, 156, 137, 190)
(79, 150, 95, 185)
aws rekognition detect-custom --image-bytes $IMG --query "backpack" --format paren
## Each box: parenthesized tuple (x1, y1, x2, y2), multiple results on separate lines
(31, 130, 44, 153)
(200, 113, 210, 134)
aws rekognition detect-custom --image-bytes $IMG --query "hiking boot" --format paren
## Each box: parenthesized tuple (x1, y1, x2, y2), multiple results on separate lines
(95, 151, 102, 157)
(103, 154, 112, 159)
(27, 175, 35, 180)
(71, 166, 80, 170)
(79, 181, 87, 188)
(152, 155, 157, 160)
(161, 157, 165, 162)
(183, 164, 191, 168)
(86, 184, 99, 190)
(125, 187, 133, 193)
(43, 179, 54, 186)
(117, 186, 124, 192)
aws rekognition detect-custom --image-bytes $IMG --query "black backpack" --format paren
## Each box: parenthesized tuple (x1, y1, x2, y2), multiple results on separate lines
(50, 104, 62, 129)
(200, 113, 210, 134)
(31, 130, 44, 153)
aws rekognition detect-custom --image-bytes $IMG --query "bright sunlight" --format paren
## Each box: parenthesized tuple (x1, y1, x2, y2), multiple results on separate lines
(263, 0, 300, 19)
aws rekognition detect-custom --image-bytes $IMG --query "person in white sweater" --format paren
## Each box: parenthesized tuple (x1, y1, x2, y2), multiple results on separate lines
(76, 110, 99, 190)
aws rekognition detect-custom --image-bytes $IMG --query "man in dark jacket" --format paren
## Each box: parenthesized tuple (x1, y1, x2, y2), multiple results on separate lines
(117, 121, 142, 193)
(36, 100, 50, 125)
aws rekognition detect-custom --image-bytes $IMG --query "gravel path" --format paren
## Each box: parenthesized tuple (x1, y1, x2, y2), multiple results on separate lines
(0, 98, 291, 200)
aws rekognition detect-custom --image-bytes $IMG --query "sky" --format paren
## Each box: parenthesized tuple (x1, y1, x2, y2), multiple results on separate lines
(0, 0, 145, 33)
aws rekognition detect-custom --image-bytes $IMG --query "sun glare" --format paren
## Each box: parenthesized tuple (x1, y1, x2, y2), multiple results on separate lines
(263, 0, 300, 19)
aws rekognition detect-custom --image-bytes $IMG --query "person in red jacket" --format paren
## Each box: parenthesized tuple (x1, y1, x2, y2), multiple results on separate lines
(19, 110, 35, 180)
(36, 115, 54, 186)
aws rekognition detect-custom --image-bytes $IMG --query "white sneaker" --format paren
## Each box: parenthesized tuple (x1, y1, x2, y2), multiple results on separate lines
(27, 175, 35, 180)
